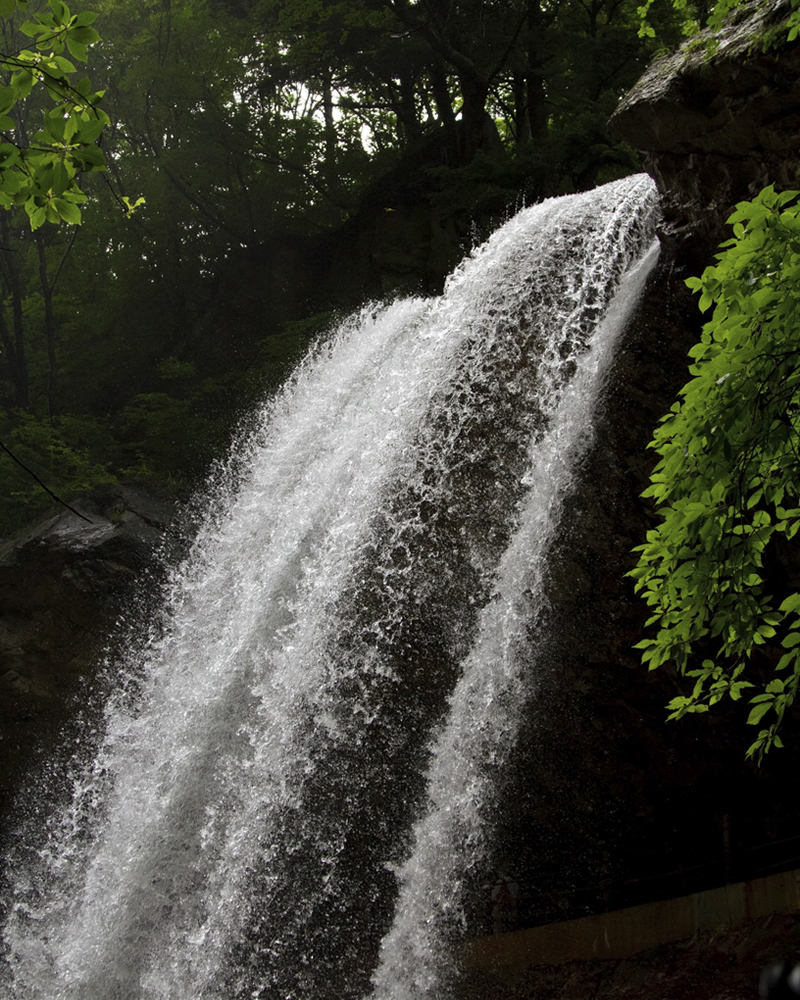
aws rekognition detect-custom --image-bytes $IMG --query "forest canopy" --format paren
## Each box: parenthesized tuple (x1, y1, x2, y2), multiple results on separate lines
(0, 0, 685, 531)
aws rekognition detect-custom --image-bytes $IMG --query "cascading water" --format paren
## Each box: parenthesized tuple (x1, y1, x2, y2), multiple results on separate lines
(1, 174, 659, 1000)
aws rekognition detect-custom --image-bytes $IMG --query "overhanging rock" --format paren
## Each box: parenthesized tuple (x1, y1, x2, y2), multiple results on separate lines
(609, 0, 800, 244)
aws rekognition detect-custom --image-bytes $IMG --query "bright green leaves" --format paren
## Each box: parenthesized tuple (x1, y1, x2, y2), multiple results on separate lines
(0, 0, 107, 228)
(18, 0, 100, 61)
(632, 185, 800, 762)
(639, 0, 800, 47)
(121, 195, 145, 217)
(637, 0, 698, 37)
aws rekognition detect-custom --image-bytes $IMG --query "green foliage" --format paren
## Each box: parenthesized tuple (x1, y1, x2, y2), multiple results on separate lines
(631, 186, 800, 761)
(0, 0, 681, 538)
(0, 409, 117, 526)
(701, 0, 800, 39)
(638, 0, 800, 42)
(0, 0, 109, 228)
(637, 0, 699, 38)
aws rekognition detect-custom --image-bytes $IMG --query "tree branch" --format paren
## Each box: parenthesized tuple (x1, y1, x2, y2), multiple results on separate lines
(0, 437, 94, 523)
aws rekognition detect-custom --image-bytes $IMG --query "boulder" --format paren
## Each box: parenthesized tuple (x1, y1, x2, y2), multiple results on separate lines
(0, 484, 179, 820)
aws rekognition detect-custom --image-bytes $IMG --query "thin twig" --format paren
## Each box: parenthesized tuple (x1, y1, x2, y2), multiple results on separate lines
(0, 437, 94, 523)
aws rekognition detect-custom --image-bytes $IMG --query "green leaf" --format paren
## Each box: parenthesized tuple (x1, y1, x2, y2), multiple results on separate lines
(67, 24, 99, 44)
(747, 702, 772, 726)
(53, 197, 81, 224)
(56, 161, 73, 196)
(71, 144, 104, 169)
(0, 86, 15, 115)
(66, 36, 88, 61)
(25, 201, 47, 230)
(122, 195, 146, 217)
(12, 68, 35, 99)
(779, 593, 800, 613)
(44, 113, 67, 142)
(0, 143, 20, 168)
(73, 117, 105, 143)
(54, 55, 76, 73)
(48, 0, 71, 25)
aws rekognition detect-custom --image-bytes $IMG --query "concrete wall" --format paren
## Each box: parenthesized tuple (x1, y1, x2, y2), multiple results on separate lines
(463, 868, 800, 972)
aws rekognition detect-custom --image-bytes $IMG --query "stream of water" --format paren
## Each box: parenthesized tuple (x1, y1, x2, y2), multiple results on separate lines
(1, 174, 659, 1000)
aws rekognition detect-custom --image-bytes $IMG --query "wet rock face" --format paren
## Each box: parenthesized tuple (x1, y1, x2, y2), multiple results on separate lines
(609, 0, 800, 245)
(486, 242, 799, 929)
(0, 484, 178, 821)
(479, 3, 800, 933)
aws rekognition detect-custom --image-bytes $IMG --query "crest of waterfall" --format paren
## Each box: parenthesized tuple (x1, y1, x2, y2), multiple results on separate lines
(1, 174, 659, 1000)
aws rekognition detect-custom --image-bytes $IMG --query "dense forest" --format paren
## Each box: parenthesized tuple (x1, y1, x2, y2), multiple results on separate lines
(0, 0, 685, 531)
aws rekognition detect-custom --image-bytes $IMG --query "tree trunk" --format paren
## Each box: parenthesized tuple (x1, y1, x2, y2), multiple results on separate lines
(397, 69, 422, 145)
(0, 216, 28, 408)
(430, 58, 458, 151)
(526, 0, 549, 142)
(35, 233, 58, 418)
(321, 67, 337, 183)
(457, 72, 500, 160)
(513, 72, 532, 144)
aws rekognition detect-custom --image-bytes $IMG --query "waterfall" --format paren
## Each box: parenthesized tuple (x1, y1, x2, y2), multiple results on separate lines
(1, 174, 659, 1000)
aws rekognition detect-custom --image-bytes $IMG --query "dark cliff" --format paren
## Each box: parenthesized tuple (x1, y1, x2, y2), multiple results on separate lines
(484, 0, 800, 933)
(610, 0, 800, 248)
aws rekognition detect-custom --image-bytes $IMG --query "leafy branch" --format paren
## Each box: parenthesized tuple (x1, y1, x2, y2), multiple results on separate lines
(638, 0, 800, 41)
(631, 186, 800, 761)
(0, 0, 107, 227)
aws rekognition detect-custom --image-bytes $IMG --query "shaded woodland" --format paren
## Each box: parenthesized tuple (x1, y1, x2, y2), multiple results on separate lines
(0, 0, 684, 530)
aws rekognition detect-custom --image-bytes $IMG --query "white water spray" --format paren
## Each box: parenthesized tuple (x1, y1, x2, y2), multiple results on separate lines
(1, 175, 659, 1000)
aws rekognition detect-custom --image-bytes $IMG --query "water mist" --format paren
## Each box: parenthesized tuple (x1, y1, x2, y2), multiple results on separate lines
(1, 174, 659, 1000)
